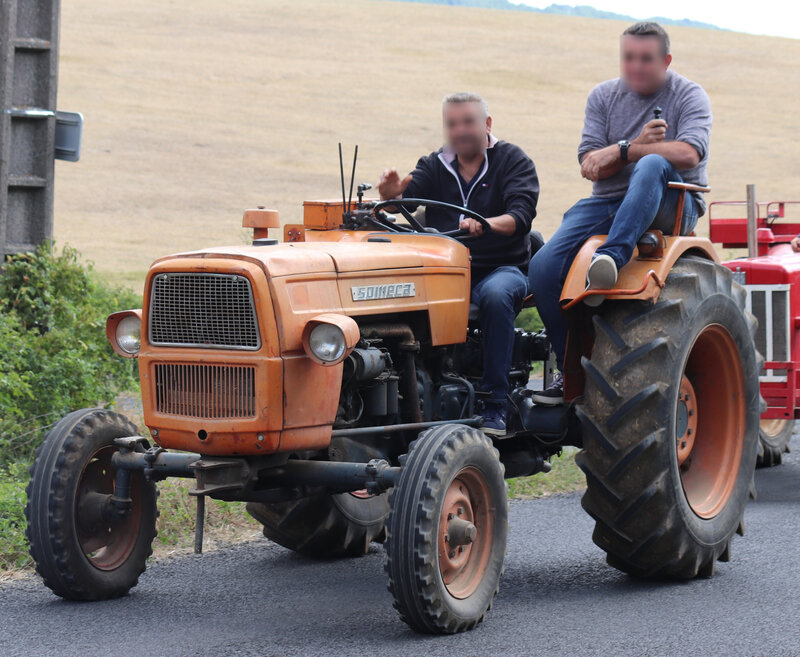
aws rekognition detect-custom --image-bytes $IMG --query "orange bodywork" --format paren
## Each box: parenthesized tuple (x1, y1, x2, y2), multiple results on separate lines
(560, 234, 719, 308)
(134, 217, 471, 457)
(559, 234, 720, 402)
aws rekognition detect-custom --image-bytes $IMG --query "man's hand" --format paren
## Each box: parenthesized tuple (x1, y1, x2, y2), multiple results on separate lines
(459, 217, 484, 236)
(791, 236, 800, 252)
(378, 168, 413, 201)
(581, 145, 621, 182)
(633, 119, 668, 145)
(458, 214, 516, 237)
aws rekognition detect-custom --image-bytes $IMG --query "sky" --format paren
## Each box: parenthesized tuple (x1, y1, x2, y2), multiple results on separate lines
(513, 1, 800, 39)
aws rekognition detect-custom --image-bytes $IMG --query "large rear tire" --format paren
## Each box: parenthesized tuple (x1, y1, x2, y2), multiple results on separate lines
(576, 257, 760, 578)
(385, 424, 508, 634)
(25, 408, 158, 600)
(246, 489, 389, 558)
(757, 419, 793, 467)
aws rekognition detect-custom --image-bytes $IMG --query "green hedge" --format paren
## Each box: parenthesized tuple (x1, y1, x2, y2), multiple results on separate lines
(0, 244, 141, 464)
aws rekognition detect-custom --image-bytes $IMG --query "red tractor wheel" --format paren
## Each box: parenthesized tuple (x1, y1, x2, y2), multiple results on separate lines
(384, 424, 508, 634)
(757, 419, 794, 467)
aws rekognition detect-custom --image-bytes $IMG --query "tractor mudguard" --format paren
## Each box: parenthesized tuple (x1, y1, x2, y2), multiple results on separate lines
(560, 234, 719, 309)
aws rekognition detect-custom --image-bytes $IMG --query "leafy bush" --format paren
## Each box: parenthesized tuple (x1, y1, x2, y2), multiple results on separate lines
(0, 463, 32, 570)
(515, 306, 543, 332)
(0, 244, 141, 464)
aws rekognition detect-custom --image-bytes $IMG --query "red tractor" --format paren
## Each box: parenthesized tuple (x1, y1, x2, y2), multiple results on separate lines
(712, 195, 800, 465)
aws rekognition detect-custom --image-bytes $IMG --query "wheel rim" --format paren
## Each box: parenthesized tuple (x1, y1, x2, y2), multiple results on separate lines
(437, 467, 494, 599)
(677, 324, 746, 519)
(760, 419, 790, 438)
(75, 446, 143, 571)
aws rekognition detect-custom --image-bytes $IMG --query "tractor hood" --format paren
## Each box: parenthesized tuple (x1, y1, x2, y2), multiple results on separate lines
(724, 243, 800, 285)
(151, 233, 470, 278)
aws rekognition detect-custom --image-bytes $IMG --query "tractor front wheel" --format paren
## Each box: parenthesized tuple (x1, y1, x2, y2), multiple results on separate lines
(577, 257, 760, 578)
(25, 408, 158, 600)
(385, 424, 508, 634)
(757, 419, 793, 467)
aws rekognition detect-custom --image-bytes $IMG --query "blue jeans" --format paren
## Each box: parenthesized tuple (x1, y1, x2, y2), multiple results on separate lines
(471, 265, 528, 404)
(528, 154, 699, 370)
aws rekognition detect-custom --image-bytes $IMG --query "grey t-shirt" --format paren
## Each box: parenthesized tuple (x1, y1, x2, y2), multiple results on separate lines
(578, 70, 713, 214)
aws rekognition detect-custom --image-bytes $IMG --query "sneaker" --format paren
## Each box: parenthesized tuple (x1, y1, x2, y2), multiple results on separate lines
(530, 372, 564, 406)
(585, 254, 618, 307)
(482, 404, 507, 436)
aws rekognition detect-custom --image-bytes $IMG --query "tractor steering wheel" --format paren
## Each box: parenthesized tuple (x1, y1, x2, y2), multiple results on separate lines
(372, 198, 492, 240)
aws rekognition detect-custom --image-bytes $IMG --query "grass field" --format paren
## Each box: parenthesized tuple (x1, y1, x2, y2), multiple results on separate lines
(53, 0, 800, 290)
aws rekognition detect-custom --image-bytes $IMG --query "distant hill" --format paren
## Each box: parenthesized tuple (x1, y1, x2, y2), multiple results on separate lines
(379, 1, 722, 31)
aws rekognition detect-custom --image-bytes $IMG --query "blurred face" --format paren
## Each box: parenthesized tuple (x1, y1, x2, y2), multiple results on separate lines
(620, 35, 672, 95)
(443, 102, 491, 158)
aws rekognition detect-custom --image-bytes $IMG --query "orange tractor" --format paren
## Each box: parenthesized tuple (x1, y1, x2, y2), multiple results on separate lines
(25, 159, 760, 634)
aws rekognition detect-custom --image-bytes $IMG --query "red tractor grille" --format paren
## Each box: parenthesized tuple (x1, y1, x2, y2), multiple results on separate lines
(154, 363, 256, 419)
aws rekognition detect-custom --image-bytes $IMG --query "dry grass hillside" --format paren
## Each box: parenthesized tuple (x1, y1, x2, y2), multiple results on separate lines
(53, 0, 800, 290)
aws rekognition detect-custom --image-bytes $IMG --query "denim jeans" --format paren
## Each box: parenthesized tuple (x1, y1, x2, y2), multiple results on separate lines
(471, 265, 528, 404)
(528, 154, 699, 370)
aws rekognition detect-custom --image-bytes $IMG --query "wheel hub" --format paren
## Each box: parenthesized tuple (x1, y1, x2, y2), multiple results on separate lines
(676, 375, 698, 466)
(437, 467, 494, 599)
(75, 447, 143, 571)
(677, 324, 746, 519)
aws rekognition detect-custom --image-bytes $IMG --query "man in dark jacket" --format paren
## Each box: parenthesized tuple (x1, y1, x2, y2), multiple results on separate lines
(378, 92, 539, 434)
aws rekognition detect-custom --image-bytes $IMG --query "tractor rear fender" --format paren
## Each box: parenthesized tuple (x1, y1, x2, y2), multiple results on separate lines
(560, 234, 720, 309)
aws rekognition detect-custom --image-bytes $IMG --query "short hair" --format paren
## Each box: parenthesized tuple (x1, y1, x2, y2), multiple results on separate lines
(442, 92, 489, 119)
(622, 21, 670, 57)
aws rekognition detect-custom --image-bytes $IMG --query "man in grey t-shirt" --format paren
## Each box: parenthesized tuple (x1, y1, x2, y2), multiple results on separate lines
(528, 21, 712, 405)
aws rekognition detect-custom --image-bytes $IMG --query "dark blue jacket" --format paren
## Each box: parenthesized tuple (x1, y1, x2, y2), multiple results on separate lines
(403, 137, 539, 280)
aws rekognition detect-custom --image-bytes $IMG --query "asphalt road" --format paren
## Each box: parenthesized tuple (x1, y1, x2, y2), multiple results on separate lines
(2, 440, 800, 657)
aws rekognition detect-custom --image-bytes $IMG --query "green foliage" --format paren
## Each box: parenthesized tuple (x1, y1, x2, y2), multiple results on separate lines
(507, 450, 586, 499)
(155, 480, 259, 549)
(0, 244, 141, 464)
(0, 463, 32, 570)
(514, 306, 543, 333)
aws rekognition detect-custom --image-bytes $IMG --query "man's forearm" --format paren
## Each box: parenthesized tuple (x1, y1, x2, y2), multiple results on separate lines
(628, 141, 700, 170)
(486, 214, 517, 236)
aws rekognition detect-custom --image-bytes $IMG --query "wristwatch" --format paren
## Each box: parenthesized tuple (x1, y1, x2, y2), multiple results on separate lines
(617, 139, 631, 162)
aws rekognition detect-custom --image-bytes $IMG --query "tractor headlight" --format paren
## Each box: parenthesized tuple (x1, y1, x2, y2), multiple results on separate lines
(106, 310, 143, 358)
(116, 315, 142, 355)
(309, 324, 346, 363)
(302, 314, 360, 366)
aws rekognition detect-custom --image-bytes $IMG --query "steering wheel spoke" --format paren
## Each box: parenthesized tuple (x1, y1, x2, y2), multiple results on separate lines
(372, 199, 491, 242)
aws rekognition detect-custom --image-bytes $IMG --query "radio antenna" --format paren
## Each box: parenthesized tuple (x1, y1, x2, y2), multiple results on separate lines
(347, 145, 358, 213)
(338, 143, 347, 211)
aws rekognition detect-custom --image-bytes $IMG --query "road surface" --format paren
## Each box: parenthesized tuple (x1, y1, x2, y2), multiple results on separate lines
(2, 439, 799, 657)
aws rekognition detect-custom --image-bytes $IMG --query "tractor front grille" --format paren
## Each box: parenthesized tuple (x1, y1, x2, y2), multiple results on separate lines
(745, 284, 790, 381)
(154, 363, 256, 419)
(149, 273, 260, 350)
